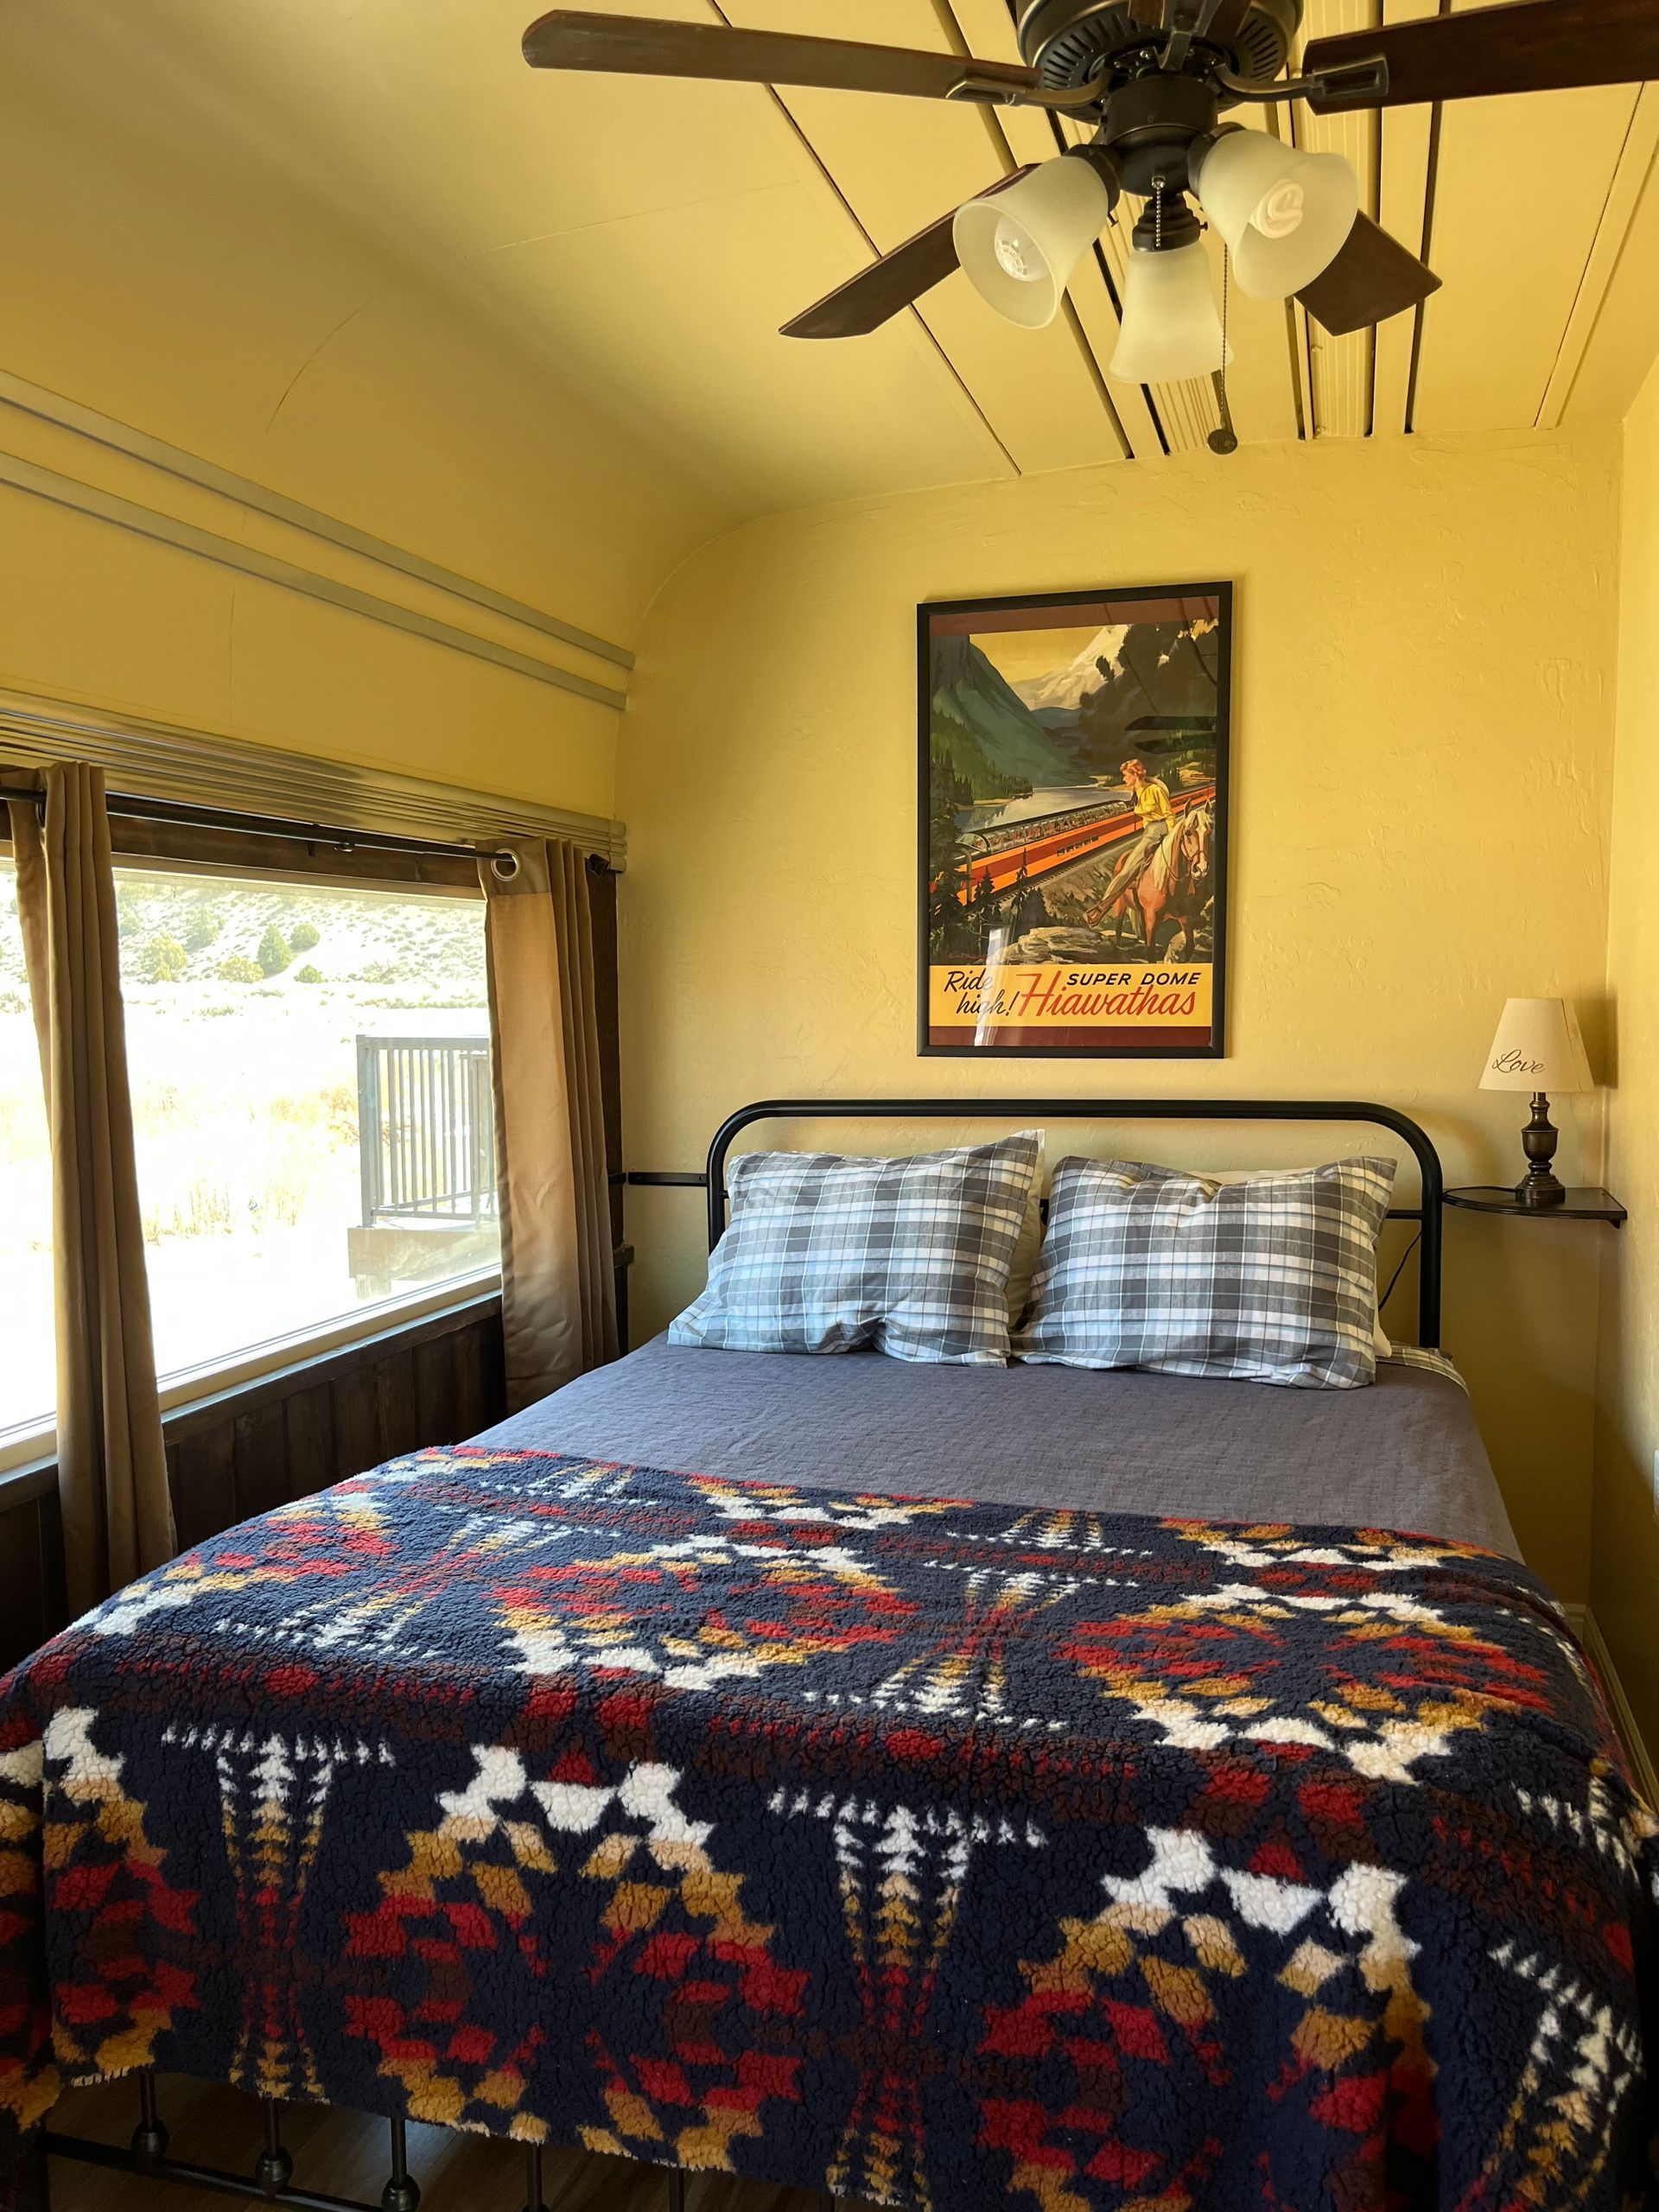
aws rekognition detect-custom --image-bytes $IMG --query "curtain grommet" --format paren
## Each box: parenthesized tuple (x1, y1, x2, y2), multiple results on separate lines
(490, 850, 521, 882)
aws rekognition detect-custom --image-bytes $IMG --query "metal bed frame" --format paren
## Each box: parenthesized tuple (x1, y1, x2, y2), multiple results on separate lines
(698, 1096, 1442, 1344)
(40, 1096, 1444, 2212)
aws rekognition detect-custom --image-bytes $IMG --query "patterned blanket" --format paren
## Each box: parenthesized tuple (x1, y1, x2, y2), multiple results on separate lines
(2, 1446, 1656, 2211)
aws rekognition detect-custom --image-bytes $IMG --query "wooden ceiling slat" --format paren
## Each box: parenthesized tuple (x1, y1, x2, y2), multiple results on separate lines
(1295, 0, 1380, 438)
(1559, 90, 1659, 423)
(1370, 0, 1439, 436)
(1411, 60, 1640, 433)
(1539, 83, 1659, 427)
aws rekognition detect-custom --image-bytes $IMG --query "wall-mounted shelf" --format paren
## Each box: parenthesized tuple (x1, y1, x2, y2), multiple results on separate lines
(1445, 1185, 1627, 1224)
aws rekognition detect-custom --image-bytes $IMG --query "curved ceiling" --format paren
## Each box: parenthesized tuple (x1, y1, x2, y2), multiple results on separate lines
(3, 0, 1656, 563)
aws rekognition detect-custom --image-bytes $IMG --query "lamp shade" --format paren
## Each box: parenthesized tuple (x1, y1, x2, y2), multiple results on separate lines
(954, 156, 1116, 329)
(1108, 240, 1229, 384)
(1478, 997, 1593, 1093)
(1192, 131, 1358, 300)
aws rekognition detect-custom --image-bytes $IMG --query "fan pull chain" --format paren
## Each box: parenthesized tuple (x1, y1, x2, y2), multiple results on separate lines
(1209, 242, 1239, 454)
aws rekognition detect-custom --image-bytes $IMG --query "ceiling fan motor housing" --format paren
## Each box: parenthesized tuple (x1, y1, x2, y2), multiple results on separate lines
(1101, 73, 1221, 197)
(1017, 0, 1300, 101)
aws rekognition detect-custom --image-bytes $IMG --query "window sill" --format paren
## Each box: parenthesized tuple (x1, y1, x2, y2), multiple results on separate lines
(0, 1268, 503, 1488)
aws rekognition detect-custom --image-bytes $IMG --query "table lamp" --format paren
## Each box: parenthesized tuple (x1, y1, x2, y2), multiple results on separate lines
(1479, 997, 1593, 1205)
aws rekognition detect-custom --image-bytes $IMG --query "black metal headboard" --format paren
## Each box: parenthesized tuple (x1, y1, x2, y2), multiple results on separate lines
(700, 1097, 1445, 1347)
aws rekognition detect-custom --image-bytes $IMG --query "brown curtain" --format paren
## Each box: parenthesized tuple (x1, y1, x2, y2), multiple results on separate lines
(481, 837, 617, 1410)
(6, 764, 175, 1615)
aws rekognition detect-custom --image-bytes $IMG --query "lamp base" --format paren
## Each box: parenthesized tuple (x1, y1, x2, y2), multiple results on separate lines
(1514, 1090, 1566, 1205)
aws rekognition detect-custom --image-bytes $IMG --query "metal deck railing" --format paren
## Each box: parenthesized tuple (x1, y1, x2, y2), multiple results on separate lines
(356, 1035, 497, 1229)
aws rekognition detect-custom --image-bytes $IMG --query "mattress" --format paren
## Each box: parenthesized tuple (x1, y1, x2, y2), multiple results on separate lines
(472, 1332, 1520, 1560)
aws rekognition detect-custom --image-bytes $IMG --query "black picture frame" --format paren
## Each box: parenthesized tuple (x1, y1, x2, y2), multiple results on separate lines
(918, 581, 1233, 1059)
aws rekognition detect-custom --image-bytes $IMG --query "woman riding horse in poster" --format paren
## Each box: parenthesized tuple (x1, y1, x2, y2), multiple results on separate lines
(1085, 758, 1175, 926)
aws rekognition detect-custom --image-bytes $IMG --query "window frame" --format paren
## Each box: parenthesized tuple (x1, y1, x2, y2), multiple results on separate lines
(0, 825, 505, 1465)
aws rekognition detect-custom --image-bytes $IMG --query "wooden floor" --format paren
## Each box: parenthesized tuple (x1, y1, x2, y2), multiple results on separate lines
(49, 2076, 851, 2212)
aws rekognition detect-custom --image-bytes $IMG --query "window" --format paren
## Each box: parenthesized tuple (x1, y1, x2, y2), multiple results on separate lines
(1, 855, 505, 1450)
(114, 867, 501, 1384)
(0, 860, 53, 1441)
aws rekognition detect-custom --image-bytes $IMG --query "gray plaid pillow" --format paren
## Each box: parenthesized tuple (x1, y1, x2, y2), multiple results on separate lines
(669, 1132, 1041, 1364)
(1014, 1155, 1396, 1389)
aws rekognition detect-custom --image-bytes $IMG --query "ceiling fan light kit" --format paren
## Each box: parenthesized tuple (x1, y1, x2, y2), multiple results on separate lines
(1191, 130, 1358, 300)
(953, 149, 1120, 330)
(1110, 234, 1229, 382)
(522, 0, 1659, 444)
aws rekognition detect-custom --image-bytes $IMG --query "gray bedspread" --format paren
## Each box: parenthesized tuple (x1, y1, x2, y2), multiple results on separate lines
(472, 1333, 1519, 1559)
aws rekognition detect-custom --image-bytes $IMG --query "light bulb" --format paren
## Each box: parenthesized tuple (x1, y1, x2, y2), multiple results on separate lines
(954, 156, 1117, 329)
(1193, 131, 1358, 300)
(992, 221, 1038, 282)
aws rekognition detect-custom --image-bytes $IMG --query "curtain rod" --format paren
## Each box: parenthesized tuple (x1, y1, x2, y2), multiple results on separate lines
(0, 785, 619, 877)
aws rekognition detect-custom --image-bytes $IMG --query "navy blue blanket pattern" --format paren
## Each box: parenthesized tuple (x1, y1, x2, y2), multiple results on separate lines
(2, 1446, 1656, 2210)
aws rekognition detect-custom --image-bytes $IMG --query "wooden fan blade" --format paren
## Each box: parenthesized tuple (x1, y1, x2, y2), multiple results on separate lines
(522, 11, 1039, 101)
(782, 169, 1037, 339)
(1296, 213, 1440, 334)
(1304, 0, 1659, 110)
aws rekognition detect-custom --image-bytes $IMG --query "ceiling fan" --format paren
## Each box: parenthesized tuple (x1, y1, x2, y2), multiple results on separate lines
(522, 0, 1659, 404)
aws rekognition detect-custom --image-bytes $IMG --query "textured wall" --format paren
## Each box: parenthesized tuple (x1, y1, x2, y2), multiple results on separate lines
(618, 428, 1621, 1599)
(1592, 359, 1659, 1743)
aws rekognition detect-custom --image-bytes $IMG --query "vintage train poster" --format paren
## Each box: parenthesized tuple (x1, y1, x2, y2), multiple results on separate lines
(919, 582, 1231, 1058)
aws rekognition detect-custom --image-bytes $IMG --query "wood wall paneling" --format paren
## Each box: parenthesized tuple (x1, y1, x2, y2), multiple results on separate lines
(0, 1294, 509, 1675)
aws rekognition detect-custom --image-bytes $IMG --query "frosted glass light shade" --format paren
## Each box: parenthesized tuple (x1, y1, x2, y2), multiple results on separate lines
(1478, 997, 1594, 1093)
(1108, 241, 1228, 384)
(954, 156, 1116, 329)
(1194, 131, 1358, 300)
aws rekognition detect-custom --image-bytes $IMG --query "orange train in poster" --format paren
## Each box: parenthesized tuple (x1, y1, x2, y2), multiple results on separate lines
(952, 782, 1217, 900)
(919, 583, 1231, 1058)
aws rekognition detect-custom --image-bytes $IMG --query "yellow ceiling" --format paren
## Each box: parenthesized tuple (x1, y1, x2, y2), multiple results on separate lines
(3, 0, 1656, 534)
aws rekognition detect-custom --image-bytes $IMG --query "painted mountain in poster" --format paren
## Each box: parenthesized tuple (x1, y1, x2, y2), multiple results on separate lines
(929, 633, 1077, 800)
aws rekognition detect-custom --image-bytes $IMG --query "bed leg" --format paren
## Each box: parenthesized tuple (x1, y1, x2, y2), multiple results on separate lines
(382, 2114, 421, 2212)
(131, 2068, 169, 2168)
(255, 2098, 293, 2196)
(10, 2135, 48, 2212)
(522, 2143, 547, 2212)
(666, 2169, 687, 2212)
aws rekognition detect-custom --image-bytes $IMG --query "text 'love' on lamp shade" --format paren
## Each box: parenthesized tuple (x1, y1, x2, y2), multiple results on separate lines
(1479, 998, 1593, 1093)
(1109, 241, 1230, 385)
(954, 156, 1117, 329)
(1192, 130, 1358, 301)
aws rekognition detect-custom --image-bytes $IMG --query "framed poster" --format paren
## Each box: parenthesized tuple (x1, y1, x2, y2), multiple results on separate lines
(919, 582, 1231, 1058)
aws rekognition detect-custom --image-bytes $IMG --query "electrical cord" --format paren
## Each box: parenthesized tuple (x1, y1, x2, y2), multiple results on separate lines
(1378, 1227, 1422, 1315)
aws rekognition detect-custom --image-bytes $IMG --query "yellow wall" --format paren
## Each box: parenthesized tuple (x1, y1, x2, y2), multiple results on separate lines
(618, 428, 1622, 1600)
(0, 0, 739, 821)
(1592, 357, 1659, 1738)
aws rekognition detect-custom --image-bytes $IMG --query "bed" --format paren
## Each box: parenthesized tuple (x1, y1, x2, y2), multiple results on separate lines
(2, 1098, 1653, 2212)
